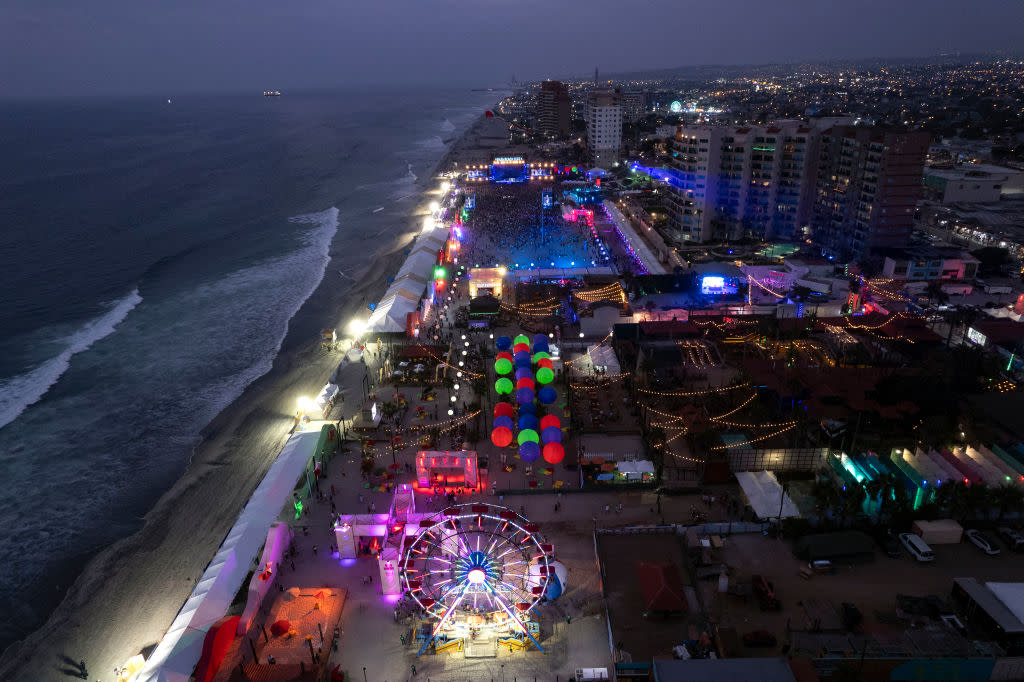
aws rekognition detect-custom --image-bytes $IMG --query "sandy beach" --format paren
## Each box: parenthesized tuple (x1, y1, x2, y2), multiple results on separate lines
(0, 118, 486, 681)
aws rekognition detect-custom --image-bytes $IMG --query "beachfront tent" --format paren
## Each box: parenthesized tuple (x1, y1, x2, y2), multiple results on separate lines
(366, 288, 422, 334)
(734, 471, 800, 520)
(134, 430, 322, 682)
(636, 562, 688, 613)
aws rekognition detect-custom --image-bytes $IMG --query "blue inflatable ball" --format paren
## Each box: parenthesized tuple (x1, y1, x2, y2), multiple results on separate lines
(519, 403, 537, 416)
(496, 336, 512, 350)
(493, 415, 514, 430)
(537, 385, 558, 405)
(542, 426, 562, 443)
(518, 414, 539, 432)
(514, 351, 532, 367)
(533, 334, 549, 347)
(520, 441, 541, 462)
(515, 367, 533, 381)
(516, 387, 535, 405)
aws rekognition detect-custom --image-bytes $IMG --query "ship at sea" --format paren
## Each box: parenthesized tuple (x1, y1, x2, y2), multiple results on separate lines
(263, 90, 282, 97)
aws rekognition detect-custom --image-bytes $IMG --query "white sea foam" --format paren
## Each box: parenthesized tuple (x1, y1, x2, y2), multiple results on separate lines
(415, 135, 446, 151)
(439, 118, 456, 133)
(0, 289, 142, 431)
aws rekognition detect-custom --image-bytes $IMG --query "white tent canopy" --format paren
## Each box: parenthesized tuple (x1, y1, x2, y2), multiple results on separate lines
(735, 470, 800, 520)
(135, 429, 322, 682)
(366, 289, 421, 334)
(588, 344, 620, 374)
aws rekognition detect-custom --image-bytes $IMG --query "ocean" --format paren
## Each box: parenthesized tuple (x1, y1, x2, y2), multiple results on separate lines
(0, 89, 497, 652)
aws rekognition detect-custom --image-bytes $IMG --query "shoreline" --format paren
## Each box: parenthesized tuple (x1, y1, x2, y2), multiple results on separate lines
(0, 112, 488, 681)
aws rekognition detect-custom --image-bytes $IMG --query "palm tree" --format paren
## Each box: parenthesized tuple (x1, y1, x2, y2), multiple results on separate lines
(864, 473, 901, 522)
(992, 484, 1023, 523)
(810, 479, 841, 522)
(838, 483, 868, 527)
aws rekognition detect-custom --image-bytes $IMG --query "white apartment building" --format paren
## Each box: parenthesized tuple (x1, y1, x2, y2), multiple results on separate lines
(586, 88, 622, 167)
(666, 121, 817, 243)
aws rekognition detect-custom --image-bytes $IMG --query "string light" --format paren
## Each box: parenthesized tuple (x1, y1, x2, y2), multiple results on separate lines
(637, 384, 750, 397)
(711, 417, 798, 429)
(565, 333, 613, 367)
(710, 422, 796, 450)
(709, 392, 757, 420)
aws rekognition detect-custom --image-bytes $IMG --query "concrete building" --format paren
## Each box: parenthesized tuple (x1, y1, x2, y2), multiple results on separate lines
(537, 80, 572, 139)
(620, 91, 646, 123)
(923, 163, 1024, 204)
(586, 88, 622, 167)
(665, 121, 816, 243)
(879, 246, 980, 281)
(811, 126, 930, 262)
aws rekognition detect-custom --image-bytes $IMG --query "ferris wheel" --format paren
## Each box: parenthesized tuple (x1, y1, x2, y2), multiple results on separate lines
(400, 503, 551, 648)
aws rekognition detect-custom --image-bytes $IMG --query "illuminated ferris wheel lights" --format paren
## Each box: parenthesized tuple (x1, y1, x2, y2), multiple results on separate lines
(466, 568, 487, 584)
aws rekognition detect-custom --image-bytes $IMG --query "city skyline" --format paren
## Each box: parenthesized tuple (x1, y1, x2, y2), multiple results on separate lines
(1, 0, 1023, 97)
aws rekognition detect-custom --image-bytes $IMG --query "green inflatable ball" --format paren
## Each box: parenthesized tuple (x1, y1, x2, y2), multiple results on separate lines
(513, 334, 530, 346)
(517, 428, 540, 445)
(536, 367, 554, 384)
(495, 377, 514, 394)
(494, 357, 513, 375)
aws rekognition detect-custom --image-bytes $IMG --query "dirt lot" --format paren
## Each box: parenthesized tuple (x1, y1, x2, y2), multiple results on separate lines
(597, 533, 705, 662)
(705, 532, 1024, 656)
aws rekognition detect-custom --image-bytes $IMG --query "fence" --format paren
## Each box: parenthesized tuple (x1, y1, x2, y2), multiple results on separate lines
(728, 446, 826, 472)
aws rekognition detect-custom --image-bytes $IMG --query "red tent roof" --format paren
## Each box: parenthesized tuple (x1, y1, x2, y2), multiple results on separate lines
(636, 562, 688, 612)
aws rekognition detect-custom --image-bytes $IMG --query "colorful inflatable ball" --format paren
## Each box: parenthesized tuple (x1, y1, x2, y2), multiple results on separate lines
(491, 426, 513, 447)
(542, 442, 564, 464)
(517, 428, 539, 445)
(495, 377, 514, 395)
(520, 441, 541, 463)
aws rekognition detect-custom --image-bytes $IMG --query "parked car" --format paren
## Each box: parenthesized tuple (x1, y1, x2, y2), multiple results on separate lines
(965, 529, 1001, 556)
(997, 526, 1024, 551)
(873, 527, 902, 558)
(899, 532, 935, 562)
(742, 630, 778, 647)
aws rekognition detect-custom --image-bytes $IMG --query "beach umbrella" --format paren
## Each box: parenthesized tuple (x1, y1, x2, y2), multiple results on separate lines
(543, 442, 564, 464)
(496, 336, 512, 350)
(520, 441, 541, 463)
(495, 377, 514, 395)
(518, 414, 539, 432)
(540, 415, 561, 430)
(537, 358, 554, 370)
(542, 426, 562, 443)
(515, 386, 535, 405)
(516, 377, 535, 391)
(515, 367, 532, 381)
(514, 334, 530, 346)
(537, 386, 557, 405)
(513, 342, 530, 354)
(494, 402, 514, 419)
(491, 426, 513, 447)
(493, 415, 514, 431)
(517, 428, 539, 445)
(494, 357, 513, 375)
(532, 351, 551, 364)
(270, 620, 292, 637)
(536, 367, 554, 384)
(519, 403, 537, 416)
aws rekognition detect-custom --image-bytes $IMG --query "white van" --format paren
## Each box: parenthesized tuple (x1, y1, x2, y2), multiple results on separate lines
(899, 532, 935, 562)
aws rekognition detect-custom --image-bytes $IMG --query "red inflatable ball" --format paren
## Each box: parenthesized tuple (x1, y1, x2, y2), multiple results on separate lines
(516, 377, 535, 391)
(540, 415, 561, 431)
(543, 442, 564, 464)
(491, 426, 513, 447)
(496, 351, 514, 362)
(513, 342, 530, 354)
(493, 402, 514, 419)
(537, 358, 554, 370)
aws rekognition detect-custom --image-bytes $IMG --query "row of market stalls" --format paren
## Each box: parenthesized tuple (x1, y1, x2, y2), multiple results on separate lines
(830, 443, 1024, 514)
(366, 227, 449, 335)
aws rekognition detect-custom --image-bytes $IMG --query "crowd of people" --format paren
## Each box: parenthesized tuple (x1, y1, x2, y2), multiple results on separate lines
(459, 183, 601, 269)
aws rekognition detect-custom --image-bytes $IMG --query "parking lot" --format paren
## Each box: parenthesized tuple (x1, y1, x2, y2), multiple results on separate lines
(705, 531, 1024, 656)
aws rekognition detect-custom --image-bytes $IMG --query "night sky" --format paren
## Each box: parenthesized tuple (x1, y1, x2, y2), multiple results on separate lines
(1, 0, 1022, 97)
